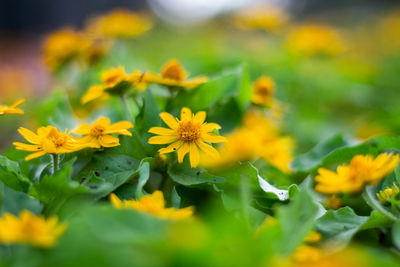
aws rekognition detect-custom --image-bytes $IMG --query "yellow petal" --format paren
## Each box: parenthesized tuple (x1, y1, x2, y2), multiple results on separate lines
(193, 111, 206, 124)
(148, 135, 178, 144)
(110, 193, 123, 208)
(177, 142, 190, 163)
(159, 140, 183, 154)
(108, 121, 134, 132)
(25, 151, 47, 161)
(81, 85, 106, 104)
(17, 127, 41, 144)
(96, 117, 111, 127)
(189, 142, 200, 168)
(202, 133, 227, 143)
(71, 123, 92, 135)
(13, 142, 41, 152)
(10, 99, 26, 108)
(201, 123, 221, 133)
(148, 127, 176, 135)
(180, 107, 192, 121)
(160, 112, 178, 130)
(197, 141, 219, 159)
(99, 135, 120, 147)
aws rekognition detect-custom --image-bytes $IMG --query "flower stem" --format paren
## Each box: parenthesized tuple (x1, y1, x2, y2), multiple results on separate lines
(51, 154, 60, 175)
(120, 94, 134, 122)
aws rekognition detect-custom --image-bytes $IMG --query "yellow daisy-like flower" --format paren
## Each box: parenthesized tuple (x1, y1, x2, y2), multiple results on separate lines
(72, 117, 133, 148)
(286, 24, 344, 57)
(377, 183, 400, 204)
(315, 153, 399, 194)
(0, 210, 66, 248)
(82, 66, 154, 104)
(252, 76, 275, 106)
(232, 4, 289, 32)
(202, 112, 293, 173)
(110, 191, 194, 220)
(13, 126, 83, 160)
(42, 28, 89, 71)
(148, 107, 227, 168)
(96, 9, 152, 38)
(152, 60, 208, 89)
(0, 99, 25, 115)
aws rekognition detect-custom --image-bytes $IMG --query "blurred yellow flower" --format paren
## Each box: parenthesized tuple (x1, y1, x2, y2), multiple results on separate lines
(148, 107, 227, 168)
(93, 9, 152, 38)
(0, 210, 66, 248)
(325, 195, 342, 210)
(82, 66, 153, 104)
(315, 153, 399, 194)
(43, 28, 89, 71)
(379, 10, 400, 52)
(203, 112, 293, 173)
(72, 117, 133, 148)
(0, 99, 25, 115)
(110, 191, 194, 220)
(304, 231, 321, 243)
(232, 4, 289, 32)
(290, 246, 366, 267)
(252, 76, 275, 106)
(377, 183, 400, 204)
(286, 24, 344, 56)
(152, 60, 208, 89)
(354, 122, 389, 140)
(13, 126, 83, 160)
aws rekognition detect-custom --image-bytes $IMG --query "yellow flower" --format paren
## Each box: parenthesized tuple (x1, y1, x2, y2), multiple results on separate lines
(304, 231, 321, 243)
(377, 183, 400, 204)
(354, 122, 389, 140)
(290, 246, 366, 267)
(110, 191, 194, 220)
(379, 10, 400, 52)
(42, 28, 88, 70)
(232, 4, 289, 32)
(286, 24, 344, 56)
(202, 112, 293, 172)
(152, 60, 208, 89)
(72, 117, 133, 148)
(148, 107, 227, 168)
(315, 153, 399, 194)
(13, 126, 83, 160)
(325, 195, 342, 210)
(0, 99, 25, 115)
(82, 66, 153, 104)
(252, 76, 275, 106)
(0, 210, 66, 248)
(94, 9, 152, 38)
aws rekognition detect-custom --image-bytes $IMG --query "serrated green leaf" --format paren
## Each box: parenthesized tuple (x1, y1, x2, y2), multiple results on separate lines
(0, 155, 30, 193)
(167, 160, 225, 186)
(316, 207, 368, 246)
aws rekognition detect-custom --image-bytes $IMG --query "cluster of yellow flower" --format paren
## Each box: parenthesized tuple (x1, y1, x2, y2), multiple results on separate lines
(377, 183, 400, 204)
(0, 210, 66, 247)
(82, 60, 208, 104)
(203, 111, 293, 173)
(13, 117, 133, 160)
(315, 153, 399, 194)
(42, 9, 152, 71)
(110, 191, 194, 220)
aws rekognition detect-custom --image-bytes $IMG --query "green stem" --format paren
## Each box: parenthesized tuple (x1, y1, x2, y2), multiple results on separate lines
(51, 154, 60, 175)
(120, 94, 134, 122)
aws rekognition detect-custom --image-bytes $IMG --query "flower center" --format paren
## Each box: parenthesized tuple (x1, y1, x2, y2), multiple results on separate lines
(162, 64, 185, 81)
(177, 121, 201, 142)
(47, 130, 68, 148)
(256, 85, 272, 97)
(90, 125, 106, 136)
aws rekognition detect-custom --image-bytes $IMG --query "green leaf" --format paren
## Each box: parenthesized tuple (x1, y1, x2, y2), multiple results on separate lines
(292, 135, 400, 173)
(360, 210, 394, 230)
(316, 207, 368, 246)
(277, 188, 319, 254)
(392, 221, 400, 250)
(136, 159, 151, 198)
(167, 160, 225, 186)
(236, 64, 252, 112)
(291, 134, 349, 172)
(0, 181, 42, 215)
(171, 65, 250, 112)
(0, 155, 30, 193)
